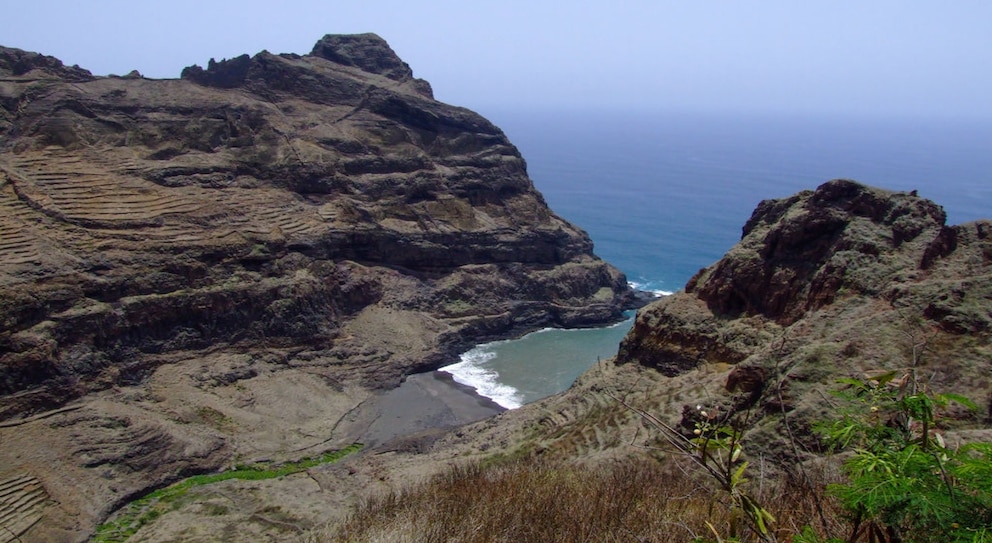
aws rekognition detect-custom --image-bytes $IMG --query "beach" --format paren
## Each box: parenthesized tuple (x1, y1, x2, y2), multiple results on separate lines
(341, 371, 506, 449)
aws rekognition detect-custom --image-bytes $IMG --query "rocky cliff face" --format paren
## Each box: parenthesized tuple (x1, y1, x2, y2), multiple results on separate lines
(613, 179, 990, 460)
(389, 180, 990, 499)
(0, 34, 635, 416)
(0, 35, 637, 541)
(618, 179, 990, 374)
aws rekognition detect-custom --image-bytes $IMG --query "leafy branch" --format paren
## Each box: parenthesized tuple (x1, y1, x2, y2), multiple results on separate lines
(815, 371, 992, 543)
(608, 392, 777, 543)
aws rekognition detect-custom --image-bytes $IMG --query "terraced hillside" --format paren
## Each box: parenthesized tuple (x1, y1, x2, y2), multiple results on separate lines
(0, 145, 326, 251)
(0, 35, 642, 542)
(0, 474, 51, 543)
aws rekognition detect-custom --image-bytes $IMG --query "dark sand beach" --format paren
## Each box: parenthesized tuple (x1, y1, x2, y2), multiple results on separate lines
(348, 371, 506, 448)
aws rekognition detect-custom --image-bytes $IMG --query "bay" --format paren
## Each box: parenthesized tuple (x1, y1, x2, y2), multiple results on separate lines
(442, 110, 992, 408)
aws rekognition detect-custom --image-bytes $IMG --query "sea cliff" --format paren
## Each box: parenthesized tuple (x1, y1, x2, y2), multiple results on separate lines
(439, 180, 990, 467)
(0, 34, 639, 542)
(310, 180, 990, 541)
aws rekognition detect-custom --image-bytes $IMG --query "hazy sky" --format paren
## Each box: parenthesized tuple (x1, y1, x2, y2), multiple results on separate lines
(4, 1, 991, 120)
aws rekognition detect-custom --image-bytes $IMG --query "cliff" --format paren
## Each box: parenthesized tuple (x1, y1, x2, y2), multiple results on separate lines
(0, 35, 638, 541)
(266, 179, 990, 542)
(373, 179, 991, 511)
(618, 179, 990, 382)
(605, 179, 991, 460)
(0, 33, 637, 413)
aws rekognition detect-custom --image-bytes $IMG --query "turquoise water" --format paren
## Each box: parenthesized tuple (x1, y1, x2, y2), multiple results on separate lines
(441, 111, 992, 408)
(440, 315, 636, 408)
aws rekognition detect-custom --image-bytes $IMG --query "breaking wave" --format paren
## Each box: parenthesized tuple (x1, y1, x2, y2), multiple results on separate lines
(440, 347, 523, 410)
(629, 280, 673, 298)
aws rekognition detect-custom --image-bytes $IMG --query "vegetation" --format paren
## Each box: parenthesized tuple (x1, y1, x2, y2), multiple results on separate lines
(316, 370, 992, 543)
(808, 372, 992, 543)
(93, 444, 362, 543)
(613, 393, 781, 542)
(321, 456, 837, 543)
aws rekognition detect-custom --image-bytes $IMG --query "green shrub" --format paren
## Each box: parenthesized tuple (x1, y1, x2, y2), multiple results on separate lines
(94, 444, 362, 543)
(818, 372, 992, 543)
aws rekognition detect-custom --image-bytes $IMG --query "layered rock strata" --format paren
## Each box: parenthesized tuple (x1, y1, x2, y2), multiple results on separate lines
(0, 33, 638, 414)
(0, 34, 637, 541)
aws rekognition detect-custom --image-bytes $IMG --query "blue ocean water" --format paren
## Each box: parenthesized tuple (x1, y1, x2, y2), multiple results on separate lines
(441, 111, 992, 408)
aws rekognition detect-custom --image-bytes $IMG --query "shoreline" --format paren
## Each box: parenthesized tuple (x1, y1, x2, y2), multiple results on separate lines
(431, 370, 508, 413)
(437, 310, 646, 409)
(347, 370, 506, 449)
(346, 300, 655, 449)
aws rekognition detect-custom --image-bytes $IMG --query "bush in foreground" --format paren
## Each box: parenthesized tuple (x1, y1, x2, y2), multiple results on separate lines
(811, 372, 992, 543)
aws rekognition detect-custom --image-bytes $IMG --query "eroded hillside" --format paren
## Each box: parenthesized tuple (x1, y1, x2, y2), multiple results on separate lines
(0, 35, 640, 542)
(300, 180, 991, 541)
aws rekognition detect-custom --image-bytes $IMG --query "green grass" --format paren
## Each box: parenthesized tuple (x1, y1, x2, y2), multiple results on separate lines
(93, 443, 362, 543)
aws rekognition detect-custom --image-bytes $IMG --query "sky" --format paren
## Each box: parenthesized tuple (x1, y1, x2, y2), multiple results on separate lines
(3, 1, 992, 120)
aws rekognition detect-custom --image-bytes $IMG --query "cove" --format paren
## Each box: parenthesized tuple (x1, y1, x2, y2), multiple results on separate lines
(441, 312, 638, 408)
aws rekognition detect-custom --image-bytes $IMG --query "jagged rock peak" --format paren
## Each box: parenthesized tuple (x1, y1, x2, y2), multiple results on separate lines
(617, 179, 991, 375)
(0, 45, 93, 81)
(310, 33, 414, 81)
(180, 33, 434, 98)
(690, 179, 950, 324)
(741, 179, 946, 241)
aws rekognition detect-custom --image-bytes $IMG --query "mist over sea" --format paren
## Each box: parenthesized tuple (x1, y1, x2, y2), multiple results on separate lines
(441, 110, 992, 408)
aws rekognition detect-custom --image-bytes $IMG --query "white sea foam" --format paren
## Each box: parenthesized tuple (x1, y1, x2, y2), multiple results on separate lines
(605, 315, 637, 328)
(440, 347, 523, 409)
(628, 281, 673, 297)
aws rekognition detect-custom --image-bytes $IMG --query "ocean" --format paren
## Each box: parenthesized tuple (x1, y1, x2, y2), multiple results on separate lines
(440, 110, 992, 409)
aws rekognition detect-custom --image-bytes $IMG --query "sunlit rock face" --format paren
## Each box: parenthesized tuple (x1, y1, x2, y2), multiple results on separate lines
(619, 179, 991, 375)
(0, 33, 640, 416)
(0, 34, 644, 541)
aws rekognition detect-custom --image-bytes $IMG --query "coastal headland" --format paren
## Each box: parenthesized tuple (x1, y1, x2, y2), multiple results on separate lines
(0, 34, 643, 541)
(2, 34, 990, 543)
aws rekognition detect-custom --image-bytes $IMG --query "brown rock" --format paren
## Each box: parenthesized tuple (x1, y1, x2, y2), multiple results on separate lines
(0, 35, 641, 541)
(616, 179, 991, 463)
(0, 34, 637, 414)
(690, 179, 949, 324)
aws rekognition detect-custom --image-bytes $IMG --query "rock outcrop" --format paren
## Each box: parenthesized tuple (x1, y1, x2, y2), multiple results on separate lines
(618, 179, 991, 373)
(615, 179, 991, 460)
(0, 35, 638, 541)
